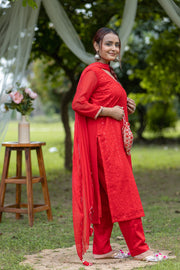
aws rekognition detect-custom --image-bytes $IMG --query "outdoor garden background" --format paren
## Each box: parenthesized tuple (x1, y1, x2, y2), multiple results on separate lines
(0, 0, 180, 269)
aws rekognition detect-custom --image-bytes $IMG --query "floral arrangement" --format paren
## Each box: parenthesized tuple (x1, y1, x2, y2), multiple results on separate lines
(0, 82, 38, 116)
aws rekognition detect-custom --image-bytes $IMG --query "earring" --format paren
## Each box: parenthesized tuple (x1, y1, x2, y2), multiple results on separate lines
(94, 51, 101, 60)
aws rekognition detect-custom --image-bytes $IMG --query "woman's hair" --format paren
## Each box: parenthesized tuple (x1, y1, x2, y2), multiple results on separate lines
(93, 27, 121, 79)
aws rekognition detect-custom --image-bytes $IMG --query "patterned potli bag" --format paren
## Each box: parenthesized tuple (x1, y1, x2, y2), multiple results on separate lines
(122, 116, 133, 155)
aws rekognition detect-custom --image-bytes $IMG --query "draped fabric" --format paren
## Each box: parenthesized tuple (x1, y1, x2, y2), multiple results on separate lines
(158, 0, 180, 27)
(42, 0, 94, 65)
(0, 0, 41, 92)
(72, 66, 102, 260)
(72, 113, 94, 260)
(118, 0, 138, 57)
(72, 62, 145, 260)
(0, 0, 41, 148)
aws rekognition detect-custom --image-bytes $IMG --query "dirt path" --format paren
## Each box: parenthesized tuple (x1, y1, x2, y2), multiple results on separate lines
(20, 243, 174, 270)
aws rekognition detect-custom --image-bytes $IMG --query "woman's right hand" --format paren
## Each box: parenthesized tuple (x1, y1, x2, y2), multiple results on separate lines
(110, 105, 124, 120)
(100, 105, 124, 121)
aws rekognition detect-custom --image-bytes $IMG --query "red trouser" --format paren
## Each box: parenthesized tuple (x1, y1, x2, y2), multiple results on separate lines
(93, 144, 149, 257)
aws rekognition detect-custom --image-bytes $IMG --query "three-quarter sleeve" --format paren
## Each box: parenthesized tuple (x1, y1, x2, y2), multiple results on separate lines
(72, 70, 101, 119)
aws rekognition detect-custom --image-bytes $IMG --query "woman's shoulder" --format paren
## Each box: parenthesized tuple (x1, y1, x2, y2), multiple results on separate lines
(84, 62, 101, 72)
(79, 63, 99, 80)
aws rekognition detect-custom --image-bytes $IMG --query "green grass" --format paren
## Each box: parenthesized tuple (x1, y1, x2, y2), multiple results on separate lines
(0, 119, 180, 269)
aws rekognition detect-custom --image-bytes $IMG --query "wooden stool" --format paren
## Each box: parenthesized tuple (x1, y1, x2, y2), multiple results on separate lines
(0, 142, 53, 226)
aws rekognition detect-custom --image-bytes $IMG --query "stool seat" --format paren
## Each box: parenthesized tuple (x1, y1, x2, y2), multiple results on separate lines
(0, 141, 53, 226)
(2, 141, 46, 148)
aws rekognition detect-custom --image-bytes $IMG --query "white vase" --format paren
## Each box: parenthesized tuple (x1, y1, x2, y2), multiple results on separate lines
(18, 115, 30, 143)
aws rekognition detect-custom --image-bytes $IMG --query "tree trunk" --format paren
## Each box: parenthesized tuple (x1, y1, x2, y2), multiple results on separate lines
(137, 105, 146, 140)
(61, 85, 75, 170)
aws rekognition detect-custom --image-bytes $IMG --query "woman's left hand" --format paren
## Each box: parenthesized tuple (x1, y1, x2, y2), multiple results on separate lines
(127, 98, 136, 114)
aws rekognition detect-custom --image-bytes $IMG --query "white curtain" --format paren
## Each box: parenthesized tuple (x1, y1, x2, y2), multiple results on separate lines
(42, 0, 94, 65)
(0, 0, 41, 147)
(118, 0, 138, 57)
(158, 0, 180, 27)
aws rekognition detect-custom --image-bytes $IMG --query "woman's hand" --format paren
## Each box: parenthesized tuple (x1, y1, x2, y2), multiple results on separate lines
(100, 105, 124, 121)
(110, 105, 124, 120)
(127, 98, 136, 114)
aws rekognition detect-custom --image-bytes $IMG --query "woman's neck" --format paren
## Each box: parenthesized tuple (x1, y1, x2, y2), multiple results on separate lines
(97, 59, 110, 65)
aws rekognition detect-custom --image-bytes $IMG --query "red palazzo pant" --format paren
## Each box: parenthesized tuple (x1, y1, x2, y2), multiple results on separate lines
(93, 144, 149, 257)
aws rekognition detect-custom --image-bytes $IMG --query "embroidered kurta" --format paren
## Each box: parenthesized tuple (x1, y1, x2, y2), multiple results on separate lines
(72, 62, 144, 260)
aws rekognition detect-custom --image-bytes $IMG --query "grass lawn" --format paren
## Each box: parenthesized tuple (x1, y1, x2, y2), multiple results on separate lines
(0, 119, 180, 270)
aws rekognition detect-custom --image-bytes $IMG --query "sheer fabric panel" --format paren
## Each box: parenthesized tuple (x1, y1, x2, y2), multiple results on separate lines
(42, 0, 94, 65)
(0, 0, 41, 148)
(158, 0, 180, 27)
(118, 0, 138, 57)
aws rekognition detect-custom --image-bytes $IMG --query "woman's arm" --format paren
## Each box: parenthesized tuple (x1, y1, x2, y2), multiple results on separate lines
(72, 69, 125, 121)
(99, 105, 124, 121)
(72, 70, 102, 119)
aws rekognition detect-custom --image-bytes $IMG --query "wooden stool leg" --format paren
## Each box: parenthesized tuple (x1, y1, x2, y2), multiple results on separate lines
(16, 150, 22, 219)
(0, 148, 11, 222)
(36, 147, 53, 221)
(25, 148, 34, 227)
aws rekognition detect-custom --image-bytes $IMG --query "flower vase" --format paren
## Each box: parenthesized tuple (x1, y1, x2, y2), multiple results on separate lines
(18, 115, 30, 144)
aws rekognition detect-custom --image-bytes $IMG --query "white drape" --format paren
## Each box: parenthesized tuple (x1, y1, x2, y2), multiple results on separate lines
(42, 0, 94, 65)
(0, 0, 41, 146)
(158, 0, 180, 27)
(118, 0, 138, 57)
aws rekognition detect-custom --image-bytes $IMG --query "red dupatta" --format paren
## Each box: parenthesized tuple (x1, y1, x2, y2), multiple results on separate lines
(72, 112, 94, 261)
(72, 62, 111, 261)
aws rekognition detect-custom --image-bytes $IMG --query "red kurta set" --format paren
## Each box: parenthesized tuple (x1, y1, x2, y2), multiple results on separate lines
(72, 62, 149, 260)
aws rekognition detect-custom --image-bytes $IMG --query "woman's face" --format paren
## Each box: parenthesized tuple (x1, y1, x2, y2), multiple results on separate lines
(94, 33, 120, 64)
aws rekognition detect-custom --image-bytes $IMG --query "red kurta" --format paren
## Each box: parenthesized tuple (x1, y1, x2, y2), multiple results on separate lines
(72, 62, 145, 260)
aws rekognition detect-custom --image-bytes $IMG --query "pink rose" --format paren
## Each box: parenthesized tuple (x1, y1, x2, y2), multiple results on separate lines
(9, 91, 23, 104)
(25, 88, 31, 95)
(25, 88, 38, 99)
(30, 92, 38, 99)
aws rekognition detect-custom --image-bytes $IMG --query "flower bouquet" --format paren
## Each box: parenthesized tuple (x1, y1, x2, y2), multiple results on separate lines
(1, 82, 37, 116)
(0, 82, 38, 144)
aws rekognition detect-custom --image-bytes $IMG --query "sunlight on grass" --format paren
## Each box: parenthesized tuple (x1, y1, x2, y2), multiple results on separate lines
(131, 144, 180, 171)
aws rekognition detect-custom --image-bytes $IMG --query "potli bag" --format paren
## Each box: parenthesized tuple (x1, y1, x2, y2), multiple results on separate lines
(122, 116, 133, 155)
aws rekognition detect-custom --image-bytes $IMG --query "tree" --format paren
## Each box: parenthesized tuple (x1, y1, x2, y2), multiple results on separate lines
(113, 10, 180, 139)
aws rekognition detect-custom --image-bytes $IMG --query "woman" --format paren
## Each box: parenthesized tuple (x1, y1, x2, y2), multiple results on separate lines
(72, 27, 167, 264)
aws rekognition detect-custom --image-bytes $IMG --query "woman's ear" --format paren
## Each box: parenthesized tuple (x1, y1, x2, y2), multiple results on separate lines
(93, 41, 99, 52)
